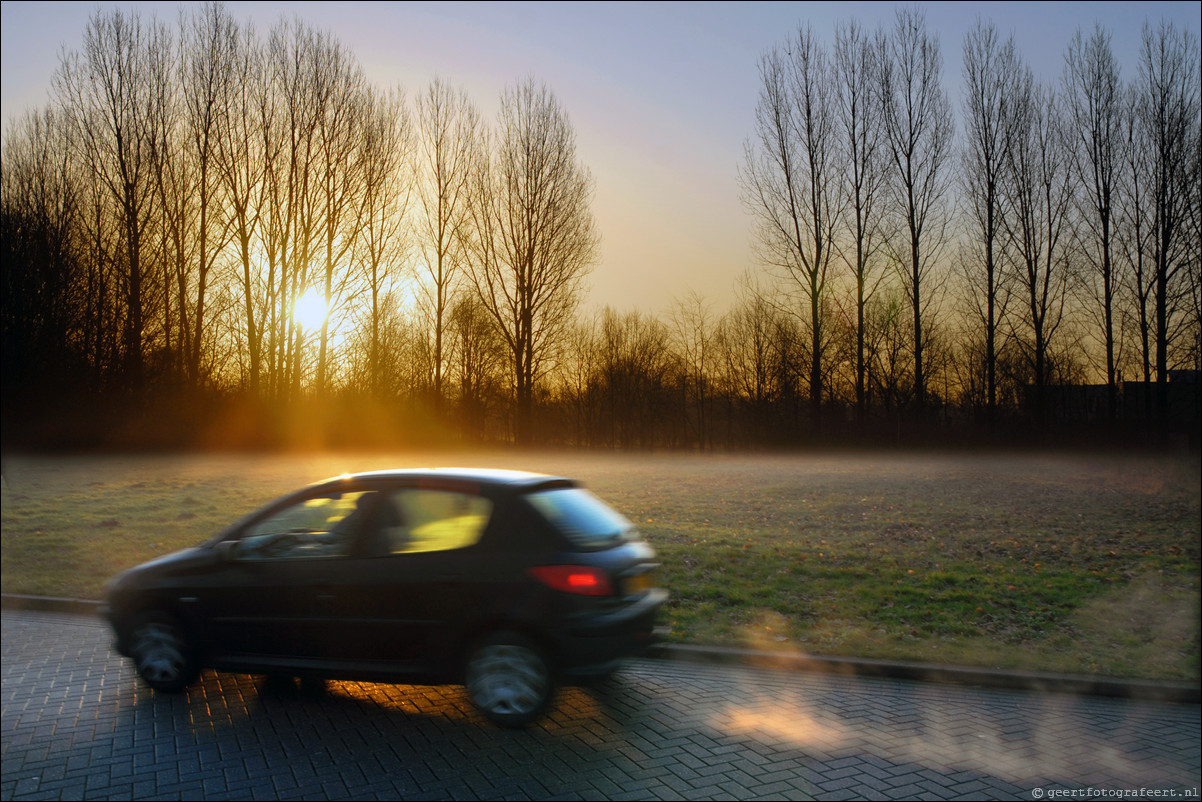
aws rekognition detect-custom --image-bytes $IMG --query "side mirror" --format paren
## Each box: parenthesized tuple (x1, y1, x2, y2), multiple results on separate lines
(215, 539, 239, 562)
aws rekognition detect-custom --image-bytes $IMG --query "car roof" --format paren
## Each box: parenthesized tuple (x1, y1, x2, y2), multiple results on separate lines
(313, 468, 576, 492)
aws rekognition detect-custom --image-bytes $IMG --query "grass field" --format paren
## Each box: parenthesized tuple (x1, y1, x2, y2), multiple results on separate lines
(2, 449, 1198, 680)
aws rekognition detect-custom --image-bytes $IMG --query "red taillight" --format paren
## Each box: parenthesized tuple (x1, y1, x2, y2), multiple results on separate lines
(528, 565, 613, 596)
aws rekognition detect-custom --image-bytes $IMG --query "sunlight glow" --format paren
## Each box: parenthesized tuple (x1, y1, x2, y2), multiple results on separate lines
(293, 288, 329, 333)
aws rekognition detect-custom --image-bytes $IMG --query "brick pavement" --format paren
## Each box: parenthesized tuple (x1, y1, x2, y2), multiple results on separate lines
(2, 610, 1199, 801)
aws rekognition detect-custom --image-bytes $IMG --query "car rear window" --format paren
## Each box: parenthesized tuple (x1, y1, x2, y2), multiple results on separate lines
(525, 487, 636, 550)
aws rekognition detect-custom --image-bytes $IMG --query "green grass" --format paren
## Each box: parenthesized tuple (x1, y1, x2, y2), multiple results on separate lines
(2, 450, 1198, 681)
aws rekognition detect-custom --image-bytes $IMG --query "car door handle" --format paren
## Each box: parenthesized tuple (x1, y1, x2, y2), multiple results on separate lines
(308, 582, 336, 601)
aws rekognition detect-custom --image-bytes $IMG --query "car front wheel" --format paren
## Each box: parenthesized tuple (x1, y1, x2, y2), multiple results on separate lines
(465, 633, 552, 727)
(129, 614, 197, 693)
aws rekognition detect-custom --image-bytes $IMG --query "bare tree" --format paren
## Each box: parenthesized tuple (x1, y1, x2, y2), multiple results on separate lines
(1004, 69, 1075, 424)
(558, 311, 602, 446)
(261, 19, 328, 400)
(158, 2, 239, 387)
(414, 78, 482, 411)
(312, 34, 369, 395)
(960, 20, 1019, 425)
(715, 272, 798, 445)
(211, 15, 270, 394)
(355, 85, 413, 398)
(863, 290, 914, 415)
(669, 291, 716, 450)
(468, 78, 598, 445)
(1136, 21, 1200, 431)
(741, 25, 840, 429)
(72, 115, 123, 384)
(449, 293, 506, 441)
(1, 109, 84, 389)
(879, 8, 955, 415)
(145, 24, 186, 380)
(54, 9, 171, 387)
(834, 19, 889, 421)
(1117, 82, 1156, 407)
(1063, 25, 1123, 418)
(1186, 88, 1202, 375)
(592, 308, 676, 449)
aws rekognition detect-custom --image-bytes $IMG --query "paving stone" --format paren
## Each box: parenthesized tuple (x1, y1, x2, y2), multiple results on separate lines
(3, 610, 1199, 801)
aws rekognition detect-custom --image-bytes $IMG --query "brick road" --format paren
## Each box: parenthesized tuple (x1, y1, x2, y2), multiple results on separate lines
(2, 610, 1199, 801)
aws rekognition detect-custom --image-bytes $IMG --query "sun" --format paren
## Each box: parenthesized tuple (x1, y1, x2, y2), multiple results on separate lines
(293, 288, 329, 332)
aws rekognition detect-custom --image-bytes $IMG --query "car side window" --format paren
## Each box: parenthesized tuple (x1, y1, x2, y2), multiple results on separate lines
(237, 490, 375, 560)
(376, 488, 493, 555)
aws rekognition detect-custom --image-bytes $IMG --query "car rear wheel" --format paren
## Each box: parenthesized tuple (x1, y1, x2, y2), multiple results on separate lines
(465, 633, 552, 727)
(129, 614, 197, 693)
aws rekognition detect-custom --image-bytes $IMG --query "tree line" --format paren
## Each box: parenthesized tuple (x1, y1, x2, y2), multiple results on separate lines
(741, 9, 1200, 444)
(2, 4, 1199, 450)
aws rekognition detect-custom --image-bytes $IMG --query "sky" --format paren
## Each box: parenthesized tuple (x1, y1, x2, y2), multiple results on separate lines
(2, 1, 1199, 315)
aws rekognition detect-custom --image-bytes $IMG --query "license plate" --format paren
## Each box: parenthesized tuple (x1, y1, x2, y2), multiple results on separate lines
(626, 571, 655, 594)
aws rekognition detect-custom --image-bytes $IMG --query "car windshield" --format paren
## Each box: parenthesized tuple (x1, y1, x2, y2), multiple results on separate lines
(525, 487, 635, 550)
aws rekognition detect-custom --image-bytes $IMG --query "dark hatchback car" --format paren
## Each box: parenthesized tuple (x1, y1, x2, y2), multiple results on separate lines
(104, 469, 667, 726)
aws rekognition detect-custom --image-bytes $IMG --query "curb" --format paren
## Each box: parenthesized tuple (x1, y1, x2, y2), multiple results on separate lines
(3, 593, 103, 616)
(5, 593, 1197, 705)
(646, 643, 1200, 704)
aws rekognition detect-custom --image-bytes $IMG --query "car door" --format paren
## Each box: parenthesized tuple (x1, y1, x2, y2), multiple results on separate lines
(203, 488, 379, 664)
(322, 484, 501, 673)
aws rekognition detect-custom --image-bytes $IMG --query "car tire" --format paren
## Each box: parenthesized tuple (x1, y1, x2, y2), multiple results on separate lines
(464, 632, 552, 727)
(129, 613, 197, 693)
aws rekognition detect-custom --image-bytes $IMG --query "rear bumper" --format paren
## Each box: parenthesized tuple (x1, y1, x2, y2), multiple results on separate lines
(554, 588, 668, 671)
